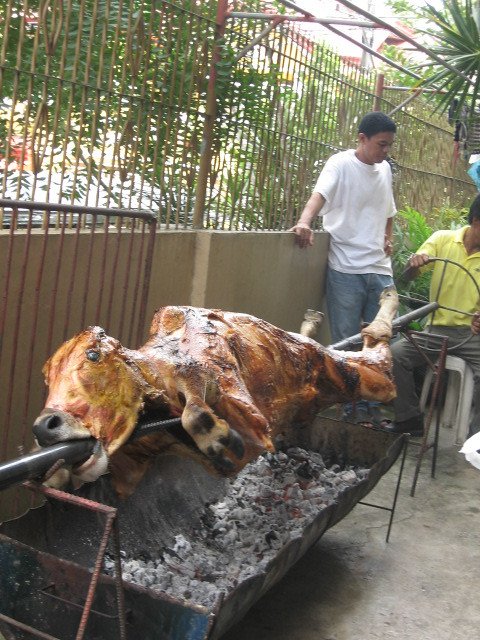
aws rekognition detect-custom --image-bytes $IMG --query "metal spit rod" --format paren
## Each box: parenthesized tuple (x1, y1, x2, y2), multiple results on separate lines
(0, 417, 182, 492)
(330, 301, 440, 350)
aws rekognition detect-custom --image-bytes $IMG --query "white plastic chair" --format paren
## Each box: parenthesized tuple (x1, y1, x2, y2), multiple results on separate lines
(419, 355, 475, 445)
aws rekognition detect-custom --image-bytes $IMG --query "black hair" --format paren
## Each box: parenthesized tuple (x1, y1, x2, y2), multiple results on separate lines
(468, 193, 480, 223)
(358, 112, 397, 137)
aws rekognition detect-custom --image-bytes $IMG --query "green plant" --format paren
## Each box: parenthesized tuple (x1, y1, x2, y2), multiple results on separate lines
(393, 207, 433, 308)
(393, 204, 468, 321)
(418, 0, 480, 119)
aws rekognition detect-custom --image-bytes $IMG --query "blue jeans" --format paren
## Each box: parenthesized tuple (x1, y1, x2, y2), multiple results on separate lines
(326, 268, 394, 344)
(326, 268, 394, 419)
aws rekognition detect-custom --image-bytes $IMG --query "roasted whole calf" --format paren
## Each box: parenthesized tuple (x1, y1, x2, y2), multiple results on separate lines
(33, 287, 398, 497)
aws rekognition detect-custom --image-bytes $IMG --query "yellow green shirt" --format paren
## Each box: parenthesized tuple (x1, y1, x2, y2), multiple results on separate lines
(418, 226, 480, 326)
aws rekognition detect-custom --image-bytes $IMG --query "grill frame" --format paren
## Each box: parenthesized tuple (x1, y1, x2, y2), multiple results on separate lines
(0, 417, 406, 640)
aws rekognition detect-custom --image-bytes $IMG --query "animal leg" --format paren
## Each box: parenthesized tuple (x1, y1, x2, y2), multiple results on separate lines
(361, 285, 398, 348)
(181, 396, 246, 473)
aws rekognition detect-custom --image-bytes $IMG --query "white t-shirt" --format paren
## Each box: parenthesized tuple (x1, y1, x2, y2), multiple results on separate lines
(314, 149, 396, 275)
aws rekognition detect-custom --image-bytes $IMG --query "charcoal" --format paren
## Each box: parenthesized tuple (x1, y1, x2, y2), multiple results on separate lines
(104, 447, 369, 609)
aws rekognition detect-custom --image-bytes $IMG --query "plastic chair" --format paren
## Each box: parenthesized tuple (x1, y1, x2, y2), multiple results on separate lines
(419, 355, 475, 445)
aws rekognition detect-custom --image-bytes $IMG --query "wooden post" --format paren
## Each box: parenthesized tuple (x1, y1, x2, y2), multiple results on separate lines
(373, 73, 384, 111)
(192, 0, 229, 229)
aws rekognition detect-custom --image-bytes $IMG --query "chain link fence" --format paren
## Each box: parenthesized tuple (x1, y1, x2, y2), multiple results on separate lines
(0, 0, 475, 232)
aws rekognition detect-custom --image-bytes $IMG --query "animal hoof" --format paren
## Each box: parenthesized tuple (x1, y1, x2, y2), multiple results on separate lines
(209, 450, 237, 474)
(220, 427, 245, 460)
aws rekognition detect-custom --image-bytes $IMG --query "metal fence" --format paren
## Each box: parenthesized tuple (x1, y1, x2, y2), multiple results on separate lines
(0, 199, 156, 519)
(0, 0, 475, 233)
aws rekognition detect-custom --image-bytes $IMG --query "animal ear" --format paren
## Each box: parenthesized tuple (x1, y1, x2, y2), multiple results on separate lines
(42, 357, 52, 382)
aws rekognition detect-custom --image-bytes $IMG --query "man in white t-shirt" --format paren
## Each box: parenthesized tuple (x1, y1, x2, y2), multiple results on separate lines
(291, 111, 397, 424)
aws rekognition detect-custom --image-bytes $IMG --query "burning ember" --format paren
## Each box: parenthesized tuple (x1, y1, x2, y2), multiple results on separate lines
(103, 445, 369, 608)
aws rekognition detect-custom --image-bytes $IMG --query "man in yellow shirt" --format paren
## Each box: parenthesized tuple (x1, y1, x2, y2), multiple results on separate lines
(383, 194, 480, 437)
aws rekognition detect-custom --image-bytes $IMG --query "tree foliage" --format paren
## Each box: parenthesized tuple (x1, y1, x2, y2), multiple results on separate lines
(416, 0, 480, 120)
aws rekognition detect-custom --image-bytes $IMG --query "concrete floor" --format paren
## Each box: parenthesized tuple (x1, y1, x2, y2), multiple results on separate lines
(221, 425, 480, 640)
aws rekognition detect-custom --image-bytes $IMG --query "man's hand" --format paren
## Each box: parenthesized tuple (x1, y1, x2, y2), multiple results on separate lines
(471, 311, 480, 335)
(290, 193, 325, 248)
(408, 253, 431, 269)
(384, 237, 393, 256)
(402, 252, 430, 281)
(290, 222, 314, 248)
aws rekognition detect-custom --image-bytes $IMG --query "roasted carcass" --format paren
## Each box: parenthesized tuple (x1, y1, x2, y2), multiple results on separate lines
(33, 288, 398, 496)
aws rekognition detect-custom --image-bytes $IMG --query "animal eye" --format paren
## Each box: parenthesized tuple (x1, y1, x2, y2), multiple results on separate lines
(86, 349, 101, 362)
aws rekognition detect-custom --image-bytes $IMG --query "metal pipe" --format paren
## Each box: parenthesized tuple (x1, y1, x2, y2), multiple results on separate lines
(330, 301, 440, 350)
(274, 0, 470, 88)
(228, 13, 379, 28)
(334, 0, 475, 86)
(234, 16, 285, 63)
(0, 198, 156, 222)
(387, 88, 424, 116)
(385, 85, 445, 93)
(0, 440, 95, 491)
(0, 417, 182, 492)
(325, 23, 421, 80)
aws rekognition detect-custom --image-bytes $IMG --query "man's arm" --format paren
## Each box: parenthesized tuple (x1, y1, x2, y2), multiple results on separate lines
(384, 217, 393, 256)
(290, 192, 326, 248)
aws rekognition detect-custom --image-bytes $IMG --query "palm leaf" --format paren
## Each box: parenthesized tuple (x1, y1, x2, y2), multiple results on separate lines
(417, 0, 480, 118)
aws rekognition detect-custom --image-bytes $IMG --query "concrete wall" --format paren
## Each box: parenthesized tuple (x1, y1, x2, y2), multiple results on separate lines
(146, 230, 329, 337)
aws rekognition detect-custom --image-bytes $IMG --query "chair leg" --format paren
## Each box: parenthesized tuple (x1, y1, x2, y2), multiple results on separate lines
(442, 371, 460, 428)
(455, 372, 475, 445)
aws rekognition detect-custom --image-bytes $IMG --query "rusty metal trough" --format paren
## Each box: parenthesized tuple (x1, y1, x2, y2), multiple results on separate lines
(0, 417, 405, 640)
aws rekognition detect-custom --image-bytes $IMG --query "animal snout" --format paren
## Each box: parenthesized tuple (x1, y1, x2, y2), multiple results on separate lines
(33, 409, 89, 447)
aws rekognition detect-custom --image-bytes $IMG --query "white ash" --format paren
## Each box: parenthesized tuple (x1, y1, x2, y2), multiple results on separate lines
(103, 447, 369, 609)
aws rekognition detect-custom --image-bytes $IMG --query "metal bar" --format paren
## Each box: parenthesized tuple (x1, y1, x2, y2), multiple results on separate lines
(0, 417, 182, 492)
(19, 214, 51, 462)
(386, 435, 409, 542)
(111, 516, 128, 640)
(137, 220, 157, 344)
(38, 584, 121, 619)
(127, 221, 147, 346)
(0, 440, 95, 491)
(118, 223, 136, 342)
(0, 199, 156, 222)
(410, 335, 449, 496)
(79, 215, 98, 329)
(20, 482, 125, 640)
(385, 85, 445, 93)
(335, 0, 475, 86)
(75, 512, 115, 640)
(61, 218, 82, 342)
(330, 301, 440, 350)
(46, 213, 65, 352)
(325, 23, 421, 80)
(2, 210, 34, 460)
(0, 210, 16, 427)
(357, 433, 407, 542)
(388, 88, 424, 117)
(0, 612, 60, 640)
(234, 16, 285, 63)
(229, 12, 379, 28)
